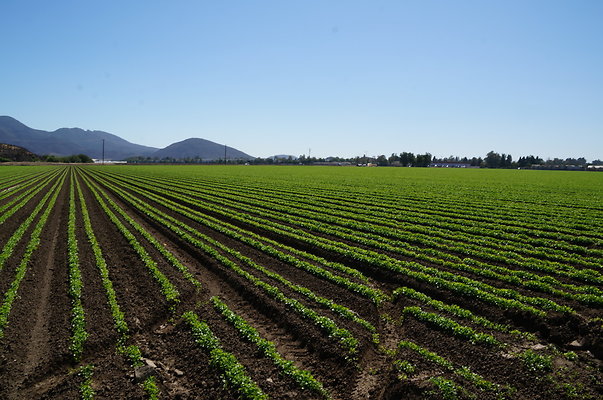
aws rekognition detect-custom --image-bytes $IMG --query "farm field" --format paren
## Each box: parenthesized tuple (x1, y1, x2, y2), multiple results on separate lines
(0, 164, 601, 399)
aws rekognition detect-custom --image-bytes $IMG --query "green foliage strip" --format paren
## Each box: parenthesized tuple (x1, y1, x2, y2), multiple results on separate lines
(0, 169, 66, 337)
(68, 171, 88, 361)
(211, 296, 329, 397)
(183, 311, 268, 400)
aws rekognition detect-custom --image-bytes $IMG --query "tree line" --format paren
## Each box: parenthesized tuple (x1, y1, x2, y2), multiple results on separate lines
(125, 152, 602, 169)
(262, 151, 602, 168)
(39, 154, 94, 163)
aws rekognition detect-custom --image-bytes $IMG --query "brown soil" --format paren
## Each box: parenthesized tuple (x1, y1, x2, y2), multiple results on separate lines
(0, 168, 601, 400)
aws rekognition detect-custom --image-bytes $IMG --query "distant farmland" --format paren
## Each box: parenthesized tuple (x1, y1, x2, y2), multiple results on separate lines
(0, 165, 601, 399)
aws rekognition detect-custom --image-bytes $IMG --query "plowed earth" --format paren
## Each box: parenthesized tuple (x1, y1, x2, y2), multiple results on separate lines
(0, 166, 601, 400)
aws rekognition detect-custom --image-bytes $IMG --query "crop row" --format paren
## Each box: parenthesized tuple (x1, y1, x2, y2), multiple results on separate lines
(74, 172, 161, 398)
(80, 169, 344, 397)
(393, 287, 536, 340)
(402, 306, 501, 346)
(110, 170, 602, 254)
(2, 165, 599, 399)
(226, 200, 602, 300)
(0, 174, 64, 273)
(91, 171, 380, 300)
(211, 296, 329, 397)
(75, 174, 130, 344)
(67, 171, 88, 361)
(89, 169, 571, 318)
(80, 169, 362, 356)
(93, 170, 587, 313)
(137, 172, 602, 277)
(397, 340, 511, 397)
(0, 168, 61, 227)
(0, 169, 48, 203)
(114, 168, 602, 241)
(0, 169, 66, 337)
(183, 311, 267, 400)
(95, 170, 570, 315)
(81, 173, 201, 289)
(81, 173, 180, 307)
(106, 177, 386, 314)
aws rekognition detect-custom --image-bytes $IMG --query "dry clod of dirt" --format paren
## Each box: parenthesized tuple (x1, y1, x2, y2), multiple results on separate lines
(143, 357, 157, 368)
(134, 365, 155, 382)
(567, 339, 586, 349)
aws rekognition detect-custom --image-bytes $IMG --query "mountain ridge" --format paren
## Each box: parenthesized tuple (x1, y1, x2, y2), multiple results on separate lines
(151, 138, 254, 160)
(0, 116, 254, 160)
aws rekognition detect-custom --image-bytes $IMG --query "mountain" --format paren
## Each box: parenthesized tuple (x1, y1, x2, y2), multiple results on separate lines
(151, 138, 254, 161)
(0, 116, 255, 161)
(0, 116, 157, 160)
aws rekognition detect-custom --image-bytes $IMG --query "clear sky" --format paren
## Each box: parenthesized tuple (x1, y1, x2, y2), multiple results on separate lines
(1, 1, 602, 160)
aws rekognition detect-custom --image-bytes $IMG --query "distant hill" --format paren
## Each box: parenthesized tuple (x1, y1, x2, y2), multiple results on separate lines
(151, 138, 254, 161)
(0, 116, 157, 160)
(0, 143, 39, 162)
(0, 116, 255, 161)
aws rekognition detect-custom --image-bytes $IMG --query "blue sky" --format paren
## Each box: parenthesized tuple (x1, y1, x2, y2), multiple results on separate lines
(1, 1, 602, 160)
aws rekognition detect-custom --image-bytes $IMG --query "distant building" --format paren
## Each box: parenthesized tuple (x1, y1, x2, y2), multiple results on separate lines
(429, 162, 473, 168)
(531, 165, 584, 171)
(313, 161, 352, 166)
(92, 159, 127, 164)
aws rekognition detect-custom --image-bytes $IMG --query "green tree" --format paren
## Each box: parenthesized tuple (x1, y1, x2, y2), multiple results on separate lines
(485, 151, 502, 168)
(376, 155, 389, 166)
(415, 153, 432, 167)
(400, 152, 415, 167)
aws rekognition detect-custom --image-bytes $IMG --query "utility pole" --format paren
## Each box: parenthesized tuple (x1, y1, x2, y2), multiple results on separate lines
(224, 144, 227, 164)
(102, 139, 105, 165)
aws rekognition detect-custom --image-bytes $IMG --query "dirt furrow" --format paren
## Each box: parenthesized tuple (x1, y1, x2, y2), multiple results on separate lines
(78, 178, 172, 332)
(94, 177, 380, 324)
(0, 175, 71, 399)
